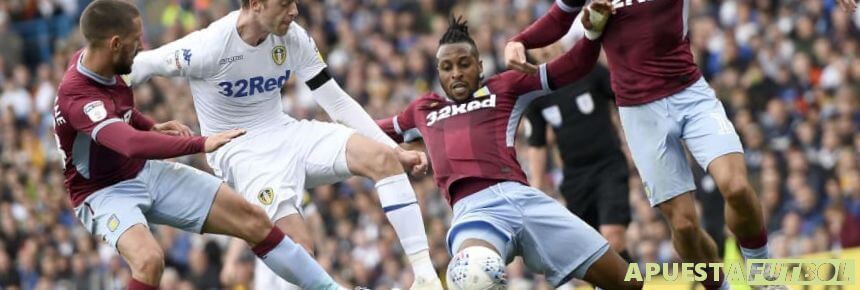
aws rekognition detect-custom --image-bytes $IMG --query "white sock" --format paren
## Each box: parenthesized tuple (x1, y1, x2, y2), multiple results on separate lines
(376, 174, 435, 277)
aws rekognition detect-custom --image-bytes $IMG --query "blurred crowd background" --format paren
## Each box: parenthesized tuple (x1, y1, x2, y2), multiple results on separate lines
(1, 0, 860, 289)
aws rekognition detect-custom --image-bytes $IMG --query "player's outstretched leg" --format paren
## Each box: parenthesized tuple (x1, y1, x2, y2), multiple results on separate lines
(581, 249, 643, 290)
(344, 133, 442, 288)
(117, 224, 165, 290)
(709, 153, 769, 260)
(658, 192, 727, 290)
(201, 184, 342, 290)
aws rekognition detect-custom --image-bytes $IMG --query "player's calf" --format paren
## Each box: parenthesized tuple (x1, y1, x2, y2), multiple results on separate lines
(202, 185, 342, 289)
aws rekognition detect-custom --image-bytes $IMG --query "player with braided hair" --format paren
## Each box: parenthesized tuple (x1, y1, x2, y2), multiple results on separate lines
(377, 13, 640, 290)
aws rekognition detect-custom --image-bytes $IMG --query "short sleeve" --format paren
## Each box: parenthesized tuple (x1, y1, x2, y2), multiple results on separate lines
(288, 23, 327, 83)
(129, 30, 214, 85)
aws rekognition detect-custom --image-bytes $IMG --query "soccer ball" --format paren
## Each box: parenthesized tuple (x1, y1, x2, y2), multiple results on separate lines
(446, 246, 507, 290)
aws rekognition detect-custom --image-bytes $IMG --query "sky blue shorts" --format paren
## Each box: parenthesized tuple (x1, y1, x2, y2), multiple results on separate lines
(75, 160, 221, 249)
(618, 77, 744, 206)
(446, 181, 609, 286)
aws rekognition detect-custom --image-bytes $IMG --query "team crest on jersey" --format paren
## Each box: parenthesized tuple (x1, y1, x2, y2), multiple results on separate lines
(107, 214, 120, 232)
(258, 187, 275, 205)
(83, 100, 107, 122)
(473, 86, 491, 98)
(575, 93, 595, 114)
(272, 45, 286, 65)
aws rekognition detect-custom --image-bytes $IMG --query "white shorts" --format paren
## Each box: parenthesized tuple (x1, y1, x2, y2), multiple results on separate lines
(207, 119, 355, 221)
(618, 77, 744, 206)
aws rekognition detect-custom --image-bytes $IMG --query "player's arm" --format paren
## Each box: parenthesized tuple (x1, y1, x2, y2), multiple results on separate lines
(130, 108, 195, 137)
(506, 0, 612, 74)
(308, 70, 404, 148)
(511, 1, 583, 50)
(544, 37, 602, 90)
(290, 26, 400, 149)
(506, 37, 601, 95)
(64, 96, 239, 159)
(524, 106, 549, 190)
(128, 30, 209, 86)
(129, 108, 156, 130)
(376, 100, 423, 144)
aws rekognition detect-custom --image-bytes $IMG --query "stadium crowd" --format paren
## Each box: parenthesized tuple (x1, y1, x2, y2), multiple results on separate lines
(1, 0, 859, 289)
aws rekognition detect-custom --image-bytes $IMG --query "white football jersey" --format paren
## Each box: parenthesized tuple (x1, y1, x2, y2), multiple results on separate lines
(130, 11, 326, 135)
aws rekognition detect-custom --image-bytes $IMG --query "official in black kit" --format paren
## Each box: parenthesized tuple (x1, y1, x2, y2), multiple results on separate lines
(525, 64, 633, 261)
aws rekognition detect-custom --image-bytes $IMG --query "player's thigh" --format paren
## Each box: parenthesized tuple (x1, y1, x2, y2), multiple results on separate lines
(446, 184, 520, 261)
(302, 120, 356, 188)
(144, 160, 222, 234)
(674, 79, 744, 172)
(618, 102, 696, 207)
(509, 183, 610, 287)
(200, 183, 273, 243)
(74, 178, 150, 249)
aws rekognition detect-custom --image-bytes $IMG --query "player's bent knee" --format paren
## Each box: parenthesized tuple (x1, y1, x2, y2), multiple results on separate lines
(669, 214, 700, 237)
(446, 246, 506, 290)
(128, 248, 165, 276)
(721, 177, 752, 204)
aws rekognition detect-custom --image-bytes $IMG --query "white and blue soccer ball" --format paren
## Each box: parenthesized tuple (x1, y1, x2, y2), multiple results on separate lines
(446, 246, 507, 290)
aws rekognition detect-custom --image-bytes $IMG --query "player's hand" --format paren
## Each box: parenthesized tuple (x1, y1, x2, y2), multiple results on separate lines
(504, 41, 539, 75)
(837, 0, 857, 13)
(204, 129, 246, 153)
(582, 0, 615, 31)
(396, 147, 429, 176)
(152, 120, 193, 136)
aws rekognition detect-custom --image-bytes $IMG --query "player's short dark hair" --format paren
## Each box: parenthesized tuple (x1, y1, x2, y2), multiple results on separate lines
(79, 0, 140, 45)
(439, 16, 478, 56)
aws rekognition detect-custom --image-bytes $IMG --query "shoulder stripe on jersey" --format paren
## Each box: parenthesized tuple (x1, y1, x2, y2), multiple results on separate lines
(91, 118, 123, 141)
(392, 115, 403, 134)
(507, 89, 548, 147)
(539, 63, 550, 91)
(403, 128, 422, 142)
(682, 0, 690, 39)
(555, 0, 582, 13)
(72, 133, 92, 179)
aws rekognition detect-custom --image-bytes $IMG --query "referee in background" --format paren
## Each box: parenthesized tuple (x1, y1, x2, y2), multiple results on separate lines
(524, 42, 633, 262)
